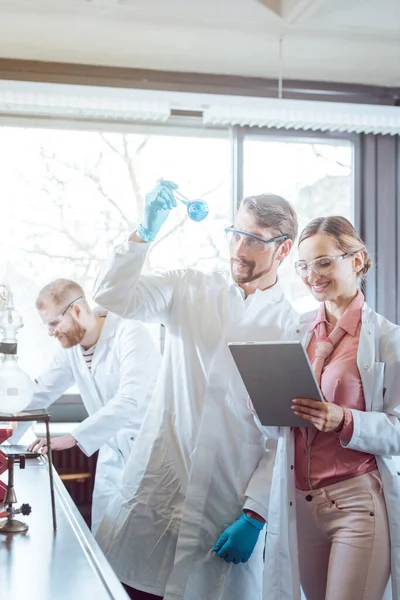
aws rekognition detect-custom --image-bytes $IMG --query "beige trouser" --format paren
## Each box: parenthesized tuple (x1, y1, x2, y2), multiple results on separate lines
(296, 470, 390, 600)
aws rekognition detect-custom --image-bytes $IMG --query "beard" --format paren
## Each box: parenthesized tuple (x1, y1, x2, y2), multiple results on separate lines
(55, 321, 86, 349)
(230, 254, 276, 284)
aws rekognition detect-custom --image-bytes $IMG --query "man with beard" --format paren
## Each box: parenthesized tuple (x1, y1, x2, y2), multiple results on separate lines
(93, 180, 299, 600)
(10, 279, 161, 534)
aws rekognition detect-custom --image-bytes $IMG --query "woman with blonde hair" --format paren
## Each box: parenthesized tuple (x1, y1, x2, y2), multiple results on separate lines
(262, 216, 400, 600)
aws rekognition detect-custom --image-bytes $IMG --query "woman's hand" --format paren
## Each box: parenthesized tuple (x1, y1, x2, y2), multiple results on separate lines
(292, 398, 345, 433)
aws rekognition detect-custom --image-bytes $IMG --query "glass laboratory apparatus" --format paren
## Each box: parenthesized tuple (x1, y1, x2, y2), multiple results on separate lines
(158, 178, 210, 222)
(175, 190, 209, 222)
(0, 286, 34, 422)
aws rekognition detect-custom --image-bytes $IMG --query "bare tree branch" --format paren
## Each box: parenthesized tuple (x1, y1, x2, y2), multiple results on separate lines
(86, 168, 131, 229)
(14, 131, 228, 282)
(311, 145, 350, 170)
(122, 134, 144, 214)
(99, 132, 146, 218)
(135, 137, 149, 156)
(99, 133, 121, 157)
(199, 181, 224, 199)
(183, 255, 229, 269)
(205, 232, 221, 258)
(16, 246, 90, 261)
(20, 219, 98, 259)
(149, 216, 189, 253)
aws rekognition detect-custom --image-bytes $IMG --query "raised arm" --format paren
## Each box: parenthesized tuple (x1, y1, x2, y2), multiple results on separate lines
(93, 180, 179, 324)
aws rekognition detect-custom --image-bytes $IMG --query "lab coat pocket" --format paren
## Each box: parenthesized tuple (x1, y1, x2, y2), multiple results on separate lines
(264, 531, 280, 578)
(380, 454, 400, 477)
(237, 442, 265, 501)
(379, 458, 400, 546)
(94, 372, 120, 400)
(383, 361, 400, 414)
(371, 362, 385, 411)
(115, 428, 135, 462)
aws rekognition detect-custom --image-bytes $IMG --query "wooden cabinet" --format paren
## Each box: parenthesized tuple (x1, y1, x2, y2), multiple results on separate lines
(52, 446, 98, 527)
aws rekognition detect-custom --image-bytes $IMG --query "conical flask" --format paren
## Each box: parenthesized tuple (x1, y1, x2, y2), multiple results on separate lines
(0, 288, 34, 415)
(0, 355, 34, 414)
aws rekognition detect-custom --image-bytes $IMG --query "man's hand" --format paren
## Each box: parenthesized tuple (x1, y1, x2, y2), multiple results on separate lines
(137, 180, 178, 242)
(212, 513, 265, 564)
(292, 398, 345, 432)
(27, 434, 77, 455)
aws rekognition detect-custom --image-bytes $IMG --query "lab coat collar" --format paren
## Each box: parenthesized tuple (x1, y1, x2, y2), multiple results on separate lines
(80, 309, 114, 373)
(228, 273, 284, 305)
(94, 309, 115, 341)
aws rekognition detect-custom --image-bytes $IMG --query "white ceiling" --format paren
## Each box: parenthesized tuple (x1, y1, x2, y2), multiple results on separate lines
(0, 0, 399, 87)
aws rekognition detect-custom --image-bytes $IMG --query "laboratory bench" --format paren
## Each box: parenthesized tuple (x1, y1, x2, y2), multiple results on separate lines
(0, 455, 129, 600)
(34, 422, 98, 527)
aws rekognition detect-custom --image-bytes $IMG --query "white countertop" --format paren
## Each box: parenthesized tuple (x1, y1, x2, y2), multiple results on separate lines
(0, 458, 129, 600)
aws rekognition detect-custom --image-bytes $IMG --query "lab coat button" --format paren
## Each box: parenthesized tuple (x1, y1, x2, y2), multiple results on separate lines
(367, 330, 371, 335)
(305, 494, 313, 502)
(364, 365, 369, 370)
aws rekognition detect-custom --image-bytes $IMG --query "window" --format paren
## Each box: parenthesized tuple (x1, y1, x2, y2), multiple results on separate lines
(0, 125, 231, 377)
(243, 135, 353, 312)
(0, 122, 353, 379)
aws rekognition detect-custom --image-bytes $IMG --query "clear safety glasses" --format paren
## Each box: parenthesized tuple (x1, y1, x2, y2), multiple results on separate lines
(295, 254, 353, 278)
(43, 296, 83, 332)
(225, 228, 288, 254)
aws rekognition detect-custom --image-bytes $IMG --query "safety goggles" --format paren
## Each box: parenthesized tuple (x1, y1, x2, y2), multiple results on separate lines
(295, 254, 353, 278)
(43, 296, 83, 332)
(225, 228, 288, 254)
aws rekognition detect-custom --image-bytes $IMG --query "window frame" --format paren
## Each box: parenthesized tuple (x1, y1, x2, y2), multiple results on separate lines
(0, 117, 359, 419)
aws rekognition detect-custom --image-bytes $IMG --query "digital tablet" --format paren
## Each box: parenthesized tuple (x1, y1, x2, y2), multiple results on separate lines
(229, 340, 324, 427)
(0, 444, 38, 458)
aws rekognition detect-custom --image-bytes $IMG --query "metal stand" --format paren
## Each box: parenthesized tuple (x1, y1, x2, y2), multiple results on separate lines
(0, 454, 31, 533)
(0, 409, 57, 530)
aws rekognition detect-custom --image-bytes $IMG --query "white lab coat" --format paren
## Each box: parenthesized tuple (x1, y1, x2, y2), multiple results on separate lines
(93, 241, 298, 600)
(261, 304, 400, 600)
(10, 311, 161, 534)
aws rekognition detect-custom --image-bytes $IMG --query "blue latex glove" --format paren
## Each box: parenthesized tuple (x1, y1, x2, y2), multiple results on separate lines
(212, 513, 264, 564)
(138, 179, 178, 242)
